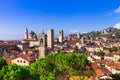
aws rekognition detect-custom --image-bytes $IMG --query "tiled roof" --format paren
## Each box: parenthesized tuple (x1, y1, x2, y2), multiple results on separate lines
(111, 63, 120, 70)
(105, 52, 116, 57)
(23, 39, 38, 41)
(15, 52, 37, 62)
(6, 58, 12, 64)
(96, 69, 103, 77)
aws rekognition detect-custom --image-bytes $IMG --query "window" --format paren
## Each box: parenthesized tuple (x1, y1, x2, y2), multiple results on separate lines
(20, 60, 22, 63)
(24, 61, 26, 63)
(17, 60, 19, 62)
(40, 38, 43, 44)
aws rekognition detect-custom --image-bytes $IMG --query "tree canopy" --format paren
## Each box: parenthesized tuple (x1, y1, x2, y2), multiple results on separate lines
(0, 57, 7, 70)
(0, 53, 89, 80)
(111, 73, 120, 80)
(94, 51, 105, 56)
(109, 47, 118, 52)
(30, 53, 89, 80)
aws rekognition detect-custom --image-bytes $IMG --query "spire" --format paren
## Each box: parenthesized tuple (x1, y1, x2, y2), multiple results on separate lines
(25, 27, 28, 32)
(24, 27, 28, 39)
(26, 27, 28, 30)
(42, 29, 44, 34)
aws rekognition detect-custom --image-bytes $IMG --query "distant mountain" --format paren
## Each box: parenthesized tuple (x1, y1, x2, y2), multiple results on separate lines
(83, 27, 120, 38)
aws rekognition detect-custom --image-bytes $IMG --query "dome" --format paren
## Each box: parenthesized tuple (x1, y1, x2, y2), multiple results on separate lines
(29, 30, 38, 40)
(29, 31, 35, 35)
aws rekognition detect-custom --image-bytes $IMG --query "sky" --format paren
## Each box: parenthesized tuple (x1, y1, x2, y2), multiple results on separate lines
(0, 0, 120, 40)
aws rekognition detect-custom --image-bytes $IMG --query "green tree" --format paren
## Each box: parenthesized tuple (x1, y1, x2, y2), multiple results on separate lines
(111, 73, 120, 80)
(0, 53, 90, 80)
(0, 64, 30, 80)
(95, 51, 105, 56)
(30, 53, 89, 80)
(0, 57, 7, 70)
(109, 47, 118, 52)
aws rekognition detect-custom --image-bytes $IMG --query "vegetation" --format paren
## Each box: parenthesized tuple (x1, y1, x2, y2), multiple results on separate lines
(0, 53, 91, 80)
(84, 27, 120, 39)
(0, 58, 7, 70)
(109, 47, 118, 52)
(0, 64, 30, 80)
(118, 58, 120, 63)
(30, 53, 89, 80)
(111, 73, 120, 80)
(94, 51, 105, 56)
(84, 31, 101, 38)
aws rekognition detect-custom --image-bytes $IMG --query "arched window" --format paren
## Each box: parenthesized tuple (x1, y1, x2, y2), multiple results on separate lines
(40, 38, 43, 44)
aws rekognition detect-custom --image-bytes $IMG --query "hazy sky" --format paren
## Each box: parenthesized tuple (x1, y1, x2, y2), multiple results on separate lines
(0, 0, 120, 40)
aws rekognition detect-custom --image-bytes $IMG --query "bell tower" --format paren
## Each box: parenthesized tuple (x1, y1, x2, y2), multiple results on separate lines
(24, 28, 28, 39)
(47, 29, 54, 49)
(58, 30, 63, 43)
(77, 33, 81, 39)
(38, 32, 47, 58)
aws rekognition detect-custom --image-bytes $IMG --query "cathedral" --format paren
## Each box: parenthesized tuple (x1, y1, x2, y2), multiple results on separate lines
(24, 28, 37, 40)
(23, 28, 64, 58)
(23, 28, 56, 58)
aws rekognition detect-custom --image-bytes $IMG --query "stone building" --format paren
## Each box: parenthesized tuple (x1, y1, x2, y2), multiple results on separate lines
(28, 31, 37, 40)
(38, 32, 47, 58)
(77, 33, 81, 39)
(47, 29, 54, 49)
(58, 30, 63, 43)
(24, 28, 28, 39)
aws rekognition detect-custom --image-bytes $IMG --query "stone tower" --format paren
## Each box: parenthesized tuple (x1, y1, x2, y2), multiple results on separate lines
(77, 33, 81, 39)
(39, 32, 47, 58)
(24, 28, 28, 39)
(90, 37, 93, 43)
(47, 29, 54, 49)
(81, 37, 85, 44)
(58, 30, 63, 43)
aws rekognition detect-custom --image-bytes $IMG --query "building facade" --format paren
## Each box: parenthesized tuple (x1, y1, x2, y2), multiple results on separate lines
(38, 32, 47, 58)
(58, 30, 63, 43)
(24, 28, 28, 39)
(47, 29, 54, 49)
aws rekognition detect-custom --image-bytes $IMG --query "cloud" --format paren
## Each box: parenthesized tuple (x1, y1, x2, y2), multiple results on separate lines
(114, 6, 120, 13)
(114, 23, 120, 29)
(70, 30, 79, 33)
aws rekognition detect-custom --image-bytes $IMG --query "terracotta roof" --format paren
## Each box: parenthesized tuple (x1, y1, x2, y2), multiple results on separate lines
(14, 51, 37, 62)
(94, 59, 120, 71)
(96, 69, 103, 77)
(91, 61, 112, 77)
(9, 50, 19, 53)
(91, 63, 98, 71)
(105, 52, 116, 57)
(6, 58, 12, 64)
(0, 41, 22, 46)
(101, 68, 111, 75)
(23, 39, 38, 41)
(67, 40, 80, 46)
(111, 63, 120, 70)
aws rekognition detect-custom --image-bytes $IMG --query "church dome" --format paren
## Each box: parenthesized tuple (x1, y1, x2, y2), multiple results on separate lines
(29, 31, 38, 40)
(29, 31, 35, 35)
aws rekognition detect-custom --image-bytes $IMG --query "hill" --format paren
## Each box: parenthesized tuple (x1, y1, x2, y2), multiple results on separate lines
(83, 27, 120, 39)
